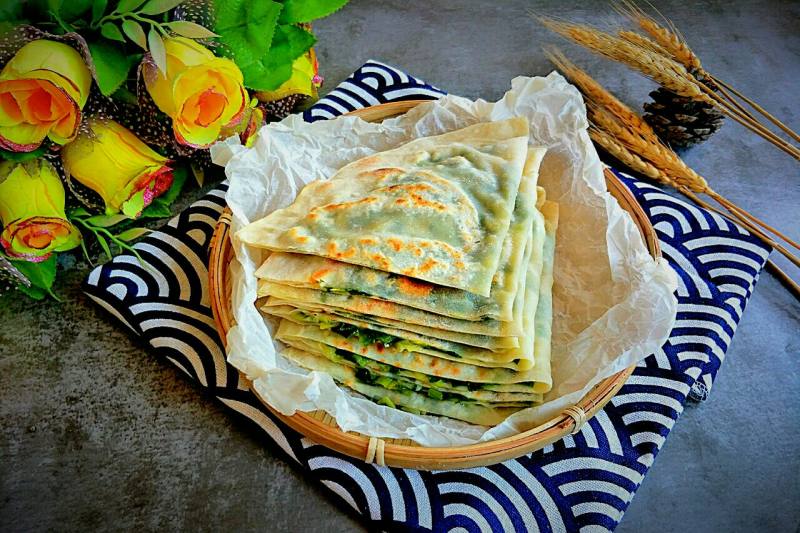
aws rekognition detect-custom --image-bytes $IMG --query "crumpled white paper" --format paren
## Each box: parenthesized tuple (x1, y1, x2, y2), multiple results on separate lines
(211, 72, 678, 447)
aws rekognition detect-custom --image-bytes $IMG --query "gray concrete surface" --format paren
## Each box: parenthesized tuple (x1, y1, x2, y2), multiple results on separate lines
(1, 1, 798, 531)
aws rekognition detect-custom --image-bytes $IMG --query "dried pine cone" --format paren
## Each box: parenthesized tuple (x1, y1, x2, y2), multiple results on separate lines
(643, 69, 724, 149)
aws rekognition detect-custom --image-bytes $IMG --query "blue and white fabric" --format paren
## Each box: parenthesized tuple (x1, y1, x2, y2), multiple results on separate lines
(83, 60, 770, 532)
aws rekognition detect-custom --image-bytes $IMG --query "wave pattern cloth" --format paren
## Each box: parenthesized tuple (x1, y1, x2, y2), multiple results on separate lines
(83, 61, 770, 532)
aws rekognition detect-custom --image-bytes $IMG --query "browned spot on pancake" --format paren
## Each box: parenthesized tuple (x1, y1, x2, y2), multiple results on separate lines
(387, 238, 403, 252)
(359, 237, 377, 245)
(339, 247, 356, 259)
(384, 183, 433, 193)
(369, 252, 391, 271)
(454, 260, 465, 270)
(353, 156, 381, 169)
(409, 193, 446, 211)
(322, 196, 377, 211)
(395, 198, 407, 205)
(396, 277, 433, 298)
(412, 247, 422, 257)
(326, 242, 338, 255)
(418, 258, 439, 274)
(309, 268, 332, 283)
(306, 212, 318, 221)
(368, 167, 404, 180)
(288, 227, 308, 243)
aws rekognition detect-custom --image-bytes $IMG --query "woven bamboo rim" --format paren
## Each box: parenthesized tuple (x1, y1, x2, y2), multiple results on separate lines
(208, 100, 661, 470)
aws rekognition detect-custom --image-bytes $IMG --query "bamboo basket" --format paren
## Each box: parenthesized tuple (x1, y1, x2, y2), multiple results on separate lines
(208, 100, 660, 470)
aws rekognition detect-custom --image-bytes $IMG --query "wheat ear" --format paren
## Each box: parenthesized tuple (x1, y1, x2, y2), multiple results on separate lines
(552, 56, 800, 271)
(591, 118, 800, 276)
(540, 18, 800, 159)
(616, 0, 800, 144)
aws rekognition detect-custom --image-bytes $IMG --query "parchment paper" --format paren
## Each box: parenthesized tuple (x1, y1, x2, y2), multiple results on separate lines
(211, 72, 678, 447)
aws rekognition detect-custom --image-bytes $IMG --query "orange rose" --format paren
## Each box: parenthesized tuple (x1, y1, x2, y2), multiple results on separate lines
(0, 159, 81, 261)
(143, 37, 247, 148)
(0, 40, 92, 152)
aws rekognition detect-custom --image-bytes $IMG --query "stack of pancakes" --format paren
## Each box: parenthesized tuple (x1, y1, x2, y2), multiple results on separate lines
(238, 117, 559, 426)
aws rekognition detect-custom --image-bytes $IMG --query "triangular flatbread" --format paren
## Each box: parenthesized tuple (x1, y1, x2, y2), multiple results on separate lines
(238, 118, 530, 296)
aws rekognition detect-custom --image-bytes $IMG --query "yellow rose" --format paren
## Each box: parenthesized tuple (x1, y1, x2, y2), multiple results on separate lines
(144, 37, 247, 148)
(0, 159, 81, 261)
(0, 40, 92, 152)
(61, 119, 173, 217)
(255, 49, 322, 102)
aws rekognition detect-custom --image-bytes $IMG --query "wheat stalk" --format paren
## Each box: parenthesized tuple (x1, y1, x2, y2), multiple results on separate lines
(615, 0, 800, 145)
(540, 17, 800, 159)
(550, 54, 800, 276)
(618, 30, 671, 59)
(546, 48, 659, 142)
(616, 0, 703, 73)
(540, 18, 708, 99)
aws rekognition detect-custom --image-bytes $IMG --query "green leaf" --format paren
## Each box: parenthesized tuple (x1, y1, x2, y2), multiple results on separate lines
(91, 0, 108, 24)
(110, 84, 138, 104)
(148, 28, 167, 75)
(140, 0, 184, 15)
(215, 0, 282, 68)
(85, 213, 130, 228)
(69, 206, 91, 218)
(278, 0, 348, 24)
(17, 283, 47, 300)
(0, 2, 24, 23)
(11, 255, 57, 297)
(121, 19, 147, 48)
(49, 8, 74, 33)
(115, 227, 151, 242)
(139, 202, 171, 218)
(95, 233, 112, 258)
(166, 20, 217, 38)
(122, 189, 146, 218)
(114, 0, 147, 13)
(47, 0, 63, 13)
(58, 0, 93, 21)
(0, 145, 47, 162)
(240, 25, 315, 91)
(11, 255, 56, 289)
(101, 21, 125, 41)
(88, 40, 135, 96)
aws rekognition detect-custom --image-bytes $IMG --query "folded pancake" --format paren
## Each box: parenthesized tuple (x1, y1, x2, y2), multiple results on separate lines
(238, 118, 531, 296)
(258, 281, 520, 337)
(266, 304, 523, 367)
(275, 320, 548, 386)
(281, 347, 527, 426)
(261, 299, 519, 350)
(255, 145, 546, 323)
(280, 340, 541, 403)
(525, 200, 558, 392)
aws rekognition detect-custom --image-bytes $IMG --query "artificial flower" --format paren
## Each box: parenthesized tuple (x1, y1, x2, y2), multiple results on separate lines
(0, 159, 81, 261)
(254, 49, 323, 102)
(0, 39, 92, 151)
(143, 37, 247, 148)
(61, 119, 173, 217)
